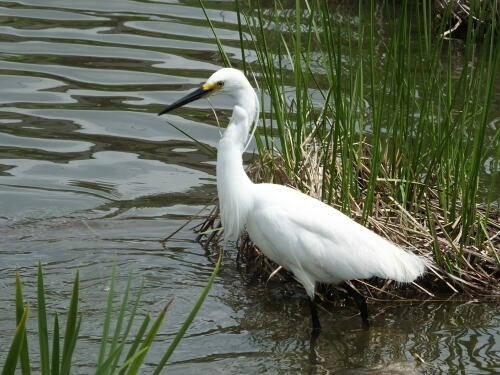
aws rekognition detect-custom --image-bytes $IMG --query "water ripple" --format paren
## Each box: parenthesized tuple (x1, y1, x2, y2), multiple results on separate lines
(0, 1, 498, 374)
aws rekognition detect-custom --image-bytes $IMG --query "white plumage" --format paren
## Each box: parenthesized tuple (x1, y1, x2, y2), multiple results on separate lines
(159, 67, 428, 332)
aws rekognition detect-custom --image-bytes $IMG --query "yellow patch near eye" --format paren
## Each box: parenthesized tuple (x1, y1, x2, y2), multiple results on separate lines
(202, 82, 219, 91)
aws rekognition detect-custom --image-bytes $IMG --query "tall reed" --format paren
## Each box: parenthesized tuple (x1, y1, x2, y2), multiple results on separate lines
(201, 0, 499, 288)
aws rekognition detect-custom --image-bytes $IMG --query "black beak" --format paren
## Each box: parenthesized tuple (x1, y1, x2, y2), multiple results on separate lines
(158, 86, 212, 116)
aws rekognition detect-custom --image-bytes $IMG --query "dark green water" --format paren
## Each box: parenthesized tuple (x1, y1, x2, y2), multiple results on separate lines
(0, 1, 499, 374)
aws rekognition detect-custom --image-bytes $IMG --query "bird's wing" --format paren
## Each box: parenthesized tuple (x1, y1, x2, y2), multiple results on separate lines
(246, 184, 426, 286)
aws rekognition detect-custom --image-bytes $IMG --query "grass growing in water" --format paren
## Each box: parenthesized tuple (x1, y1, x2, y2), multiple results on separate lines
(197, 0, 499, 295)
(2, 258, 221, 374)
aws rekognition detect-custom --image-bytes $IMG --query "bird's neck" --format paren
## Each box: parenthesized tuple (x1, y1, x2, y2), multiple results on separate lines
(216, 90, 257, 241)
(223, 85, 258, 149)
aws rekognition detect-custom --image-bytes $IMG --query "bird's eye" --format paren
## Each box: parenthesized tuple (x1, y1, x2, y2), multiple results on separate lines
(217, 81, 224, 87)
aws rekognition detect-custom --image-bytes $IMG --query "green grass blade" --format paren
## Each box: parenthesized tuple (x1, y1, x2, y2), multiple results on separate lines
(199, 0, 231, 67)
(163, 119, 216, 157)
(111, 274, 144, 374)
(235, 0, 247, 74)
(60, 270, 80, 375)
(108, 272, 132, 362)
(125, 300, 173, 375)
(1, 305, 29, 375)
(114, 347, 149, 375)
(117, 312, 151, 375)
(51, 313, 60, 375)
(112, 279, 145, 372)
(64, 317, 82, 373)
(152, 253, 222, 375)
(123, 349, 149, 375)
(16, 271, 31, 375)
(95, 342, 126, 375)
(98, 266, 116, 367)
(37, 262, 51, 375)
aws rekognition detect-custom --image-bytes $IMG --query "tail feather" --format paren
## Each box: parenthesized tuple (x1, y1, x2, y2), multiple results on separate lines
(381, 247, 429, 283)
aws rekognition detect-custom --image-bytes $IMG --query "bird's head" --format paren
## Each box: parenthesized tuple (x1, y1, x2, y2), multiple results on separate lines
(158, 68, 250, 116)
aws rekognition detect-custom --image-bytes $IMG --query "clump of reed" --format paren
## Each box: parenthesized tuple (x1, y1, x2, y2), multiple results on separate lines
(2, 259, 220, 374)
(435, 0, 499, 38)
(197, 0, 499, 296)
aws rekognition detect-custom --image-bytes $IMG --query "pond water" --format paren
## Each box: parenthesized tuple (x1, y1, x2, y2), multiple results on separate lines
(0, 0, 498, 374)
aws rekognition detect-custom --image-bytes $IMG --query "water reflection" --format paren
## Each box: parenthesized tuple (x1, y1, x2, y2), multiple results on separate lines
(222, 279, 499, 374)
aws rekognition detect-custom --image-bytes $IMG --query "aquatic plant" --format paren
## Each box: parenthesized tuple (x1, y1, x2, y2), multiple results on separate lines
(1, 258, 221, 374)
(196, 0, 499, 295)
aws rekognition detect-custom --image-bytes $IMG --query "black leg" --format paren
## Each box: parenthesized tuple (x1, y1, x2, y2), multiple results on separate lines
(308, 297, 322, 333)
(341, 282, 370, 327)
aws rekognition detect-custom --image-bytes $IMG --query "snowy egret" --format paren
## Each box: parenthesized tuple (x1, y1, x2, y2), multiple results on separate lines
(159, 68, 428, 332)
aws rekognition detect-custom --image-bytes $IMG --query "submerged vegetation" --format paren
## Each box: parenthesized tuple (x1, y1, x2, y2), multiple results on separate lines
(196, 0, 500, 295)
(2, 259, 221, 374)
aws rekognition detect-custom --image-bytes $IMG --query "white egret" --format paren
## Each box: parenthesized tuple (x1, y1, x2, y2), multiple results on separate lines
(159, 68, 428, 332)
